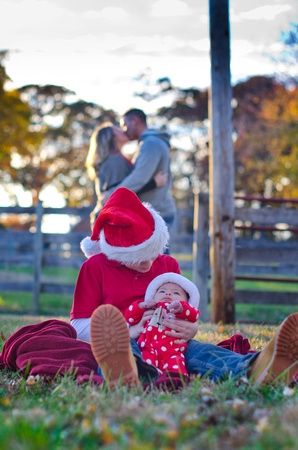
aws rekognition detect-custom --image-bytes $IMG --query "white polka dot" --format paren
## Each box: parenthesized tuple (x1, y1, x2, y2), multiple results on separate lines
(162, 335, 166, 339)
(180, 346, 185, 352)
(154, 335, 157, 340)
(182, 361, 185, 365)
(129, 305, 133, 311)
(141, 342, 145, 347)
(175, 348, 179, 352)
(163, 363, 168, 369)
(173, 365, 179, 369)
(156, 360, 158, 365)
(146, 359, 152, 364)
(148, 326, 152, 331)
(186, 310, 190, 316)
(129, 318, 134, 322)
(171, 355, 177, 359)
(170, 341, 173, 345)
(196, 313, 199, 319)
(161, 346, 167, 352)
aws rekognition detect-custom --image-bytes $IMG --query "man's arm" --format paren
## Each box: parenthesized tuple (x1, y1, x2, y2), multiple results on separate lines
(105, 141, 161, 196)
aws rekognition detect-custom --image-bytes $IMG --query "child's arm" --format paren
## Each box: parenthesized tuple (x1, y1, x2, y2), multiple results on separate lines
(170, 301, 200, 323)
(167, 300, 183, 315)
(124, 300, 147, 325)
(139, 298, 158, 309)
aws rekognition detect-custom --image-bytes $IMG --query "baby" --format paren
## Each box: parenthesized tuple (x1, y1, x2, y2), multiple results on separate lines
(125, 273, 200, 376)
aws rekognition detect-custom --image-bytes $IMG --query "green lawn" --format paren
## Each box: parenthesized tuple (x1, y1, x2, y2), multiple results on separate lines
(0, 266, 297, 322)
(0, 316, 297, 449)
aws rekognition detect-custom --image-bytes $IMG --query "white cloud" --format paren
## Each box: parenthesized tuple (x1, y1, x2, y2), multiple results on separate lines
(0, 0, 296, 115)
(231, 40, 260, 57)
(151, 0, 191, 17)
(83, 7, 128, 21)
(189, 38, 210, 53)
(239, 5, 292, 21)
(1, 0, 72, 33)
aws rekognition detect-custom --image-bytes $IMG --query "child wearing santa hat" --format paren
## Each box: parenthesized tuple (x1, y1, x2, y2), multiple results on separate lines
(124, 273, 200, 376)
(71, 187, 198, 386)
(71, 187, 298, 389)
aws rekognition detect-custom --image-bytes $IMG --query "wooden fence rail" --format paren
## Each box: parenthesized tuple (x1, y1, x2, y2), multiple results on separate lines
(1, 197, 298, 318)
(193, 193, 298, 321)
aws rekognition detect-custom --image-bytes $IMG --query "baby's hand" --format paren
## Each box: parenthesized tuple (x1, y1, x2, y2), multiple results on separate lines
(138, 301, 147, 309)
(144, 298, 158, 309)
(167, 300, 183, 315)
(138, 299, 157, 309)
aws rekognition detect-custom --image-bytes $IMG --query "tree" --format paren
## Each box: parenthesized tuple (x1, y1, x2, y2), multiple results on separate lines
(258, 83, 298, 197)
(134, 71, 298, 202)
(273, 22, 298, 88)
(16, 84, 117, 205)
(133, 73, 209, 208)
(232, 76, 298, 197)
(0, 51, 43, 203)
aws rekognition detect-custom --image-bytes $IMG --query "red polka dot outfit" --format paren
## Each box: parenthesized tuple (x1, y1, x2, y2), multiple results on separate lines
(125, 300, 200, 375)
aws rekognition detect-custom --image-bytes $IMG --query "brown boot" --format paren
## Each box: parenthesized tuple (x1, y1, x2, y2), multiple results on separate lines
(90, 304, 140, 389)
(249, 313, 298, 386)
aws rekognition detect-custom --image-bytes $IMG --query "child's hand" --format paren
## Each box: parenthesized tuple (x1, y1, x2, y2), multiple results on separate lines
(138, 299, 157, 309)
(144, 298, 158, 309)
(167, 300, 183, 315)
(138, 301, 147, 309)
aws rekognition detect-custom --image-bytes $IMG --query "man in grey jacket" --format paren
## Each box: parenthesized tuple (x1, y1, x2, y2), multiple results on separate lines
(104, 108, 177, 231)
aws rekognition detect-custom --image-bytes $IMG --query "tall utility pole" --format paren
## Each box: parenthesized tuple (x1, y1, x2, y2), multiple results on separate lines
(208, 0, 235, 323)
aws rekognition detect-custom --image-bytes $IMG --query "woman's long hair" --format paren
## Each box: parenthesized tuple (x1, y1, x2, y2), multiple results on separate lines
(86, 123, 117, 180)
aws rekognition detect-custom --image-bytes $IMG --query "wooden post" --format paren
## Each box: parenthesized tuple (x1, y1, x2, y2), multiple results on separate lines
(32, 200, 44, 314)
(193, 191, 209, 322)
(208, 0, 235, 323)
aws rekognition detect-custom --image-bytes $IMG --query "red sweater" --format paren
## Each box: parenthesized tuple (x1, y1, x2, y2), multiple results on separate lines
(70, 254, 180, 320)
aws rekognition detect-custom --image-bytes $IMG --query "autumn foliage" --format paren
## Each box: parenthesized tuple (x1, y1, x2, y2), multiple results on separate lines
(0, 49, 297, 206)
(233, 76, 298, 197)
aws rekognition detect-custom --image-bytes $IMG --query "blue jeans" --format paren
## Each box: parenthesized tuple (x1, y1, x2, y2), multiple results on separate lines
(98, 338, 259, 383)
(184, 339, 259, 381)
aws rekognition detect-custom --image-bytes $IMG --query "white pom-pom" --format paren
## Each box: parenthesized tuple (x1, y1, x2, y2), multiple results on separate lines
(80, 237, 101, 258)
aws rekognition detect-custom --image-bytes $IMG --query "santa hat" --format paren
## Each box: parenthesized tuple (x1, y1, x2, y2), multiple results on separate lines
(144, 273, 200, 309)
(80, 187, 169, 264)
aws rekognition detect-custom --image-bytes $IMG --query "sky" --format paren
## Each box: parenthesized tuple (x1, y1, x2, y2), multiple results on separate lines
(1, 0, 297, 115)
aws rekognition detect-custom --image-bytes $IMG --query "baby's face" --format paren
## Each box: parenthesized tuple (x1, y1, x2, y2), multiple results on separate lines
(153, 282, 188, 303)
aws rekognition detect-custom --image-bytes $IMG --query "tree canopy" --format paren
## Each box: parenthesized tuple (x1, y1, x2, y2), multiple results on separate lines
(0, 51, 43, 203)
(1, 48, 297, 208)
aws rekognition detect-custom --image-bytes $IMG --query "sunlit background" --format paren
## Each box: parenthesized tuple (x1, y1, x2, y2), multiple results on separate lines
(0, 0, 297, 232)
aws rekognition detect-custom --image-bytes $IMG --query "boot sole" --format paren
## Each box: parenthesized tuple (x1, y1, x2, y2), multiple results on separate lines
(253, 313, 298, 386)
(90, 304, 140, 388)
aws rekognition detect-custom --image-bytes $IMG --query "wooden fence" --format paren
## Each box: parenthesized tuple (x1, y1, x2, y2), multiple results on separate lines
(193, 193, 298, 320)
(0, 196, 298, 318)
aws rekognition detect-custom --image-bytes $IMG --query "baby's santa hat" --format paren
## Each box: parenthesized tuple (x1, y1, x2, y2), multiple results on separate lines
(80, 187, 169, 264)
(144, 273, 200, 309)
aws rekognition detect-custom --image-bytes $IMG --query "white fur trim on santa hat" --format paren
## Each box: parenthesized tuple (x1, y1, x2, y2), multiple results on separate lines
(144, 273, 200, 309)
(80, 237, 102, 258)
(99, 205, 169, 264)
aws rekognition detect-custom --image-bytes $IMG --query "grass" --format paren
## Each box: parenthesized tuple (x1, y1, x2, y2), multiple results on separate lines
(0, 292, 73, 316)
(0, 266, 297, 322)
(0, 291, 295, 323)
(0, 316, 297, 449)
(0, 265, 79, 284)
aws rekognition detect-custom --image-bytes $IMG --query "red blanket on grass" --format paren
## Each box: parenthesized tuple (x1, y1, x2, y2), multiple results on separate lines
(0, 320, 98, 379)
(0, 319, 256, 383)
